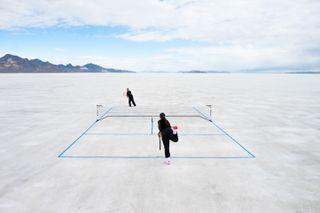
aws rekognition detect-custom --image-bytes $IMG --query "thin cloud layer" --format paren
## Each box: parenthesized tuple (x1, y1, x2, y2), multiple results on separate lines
(0, 0, 319, 71)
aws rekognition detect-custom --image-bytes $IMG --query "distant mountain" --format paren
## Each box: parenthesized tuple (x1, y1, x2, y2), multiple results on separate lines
(286, 71, 320, 74)
(0, 54, 135, 73)
(82, 63, 105, 72)
(236, 67, 320, 73)
(179, 70, 229, 74)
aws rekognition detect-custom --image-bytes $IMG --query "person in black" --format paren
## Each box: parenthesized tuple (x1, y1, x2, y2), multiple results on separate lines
(158, 113, 178, 164)
(126, 88, 136, 107)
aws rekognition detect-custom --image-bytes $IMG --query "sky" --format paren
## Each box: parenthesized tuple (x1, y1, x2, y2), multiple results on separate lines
(0, 0, 319, 72)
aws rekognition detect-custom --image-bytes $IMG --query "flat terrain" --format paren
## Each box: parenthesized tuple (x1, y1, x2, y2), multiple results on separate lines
(0, 73, 319, 213)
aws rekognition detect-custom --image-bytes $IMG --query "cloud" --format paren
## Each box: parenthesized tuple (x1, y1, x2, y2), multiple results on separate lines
(2, 0, 319, 43)
(0, 0, 319, 71)
(0, 0, 174, 29)
(68, 44, 318, 72)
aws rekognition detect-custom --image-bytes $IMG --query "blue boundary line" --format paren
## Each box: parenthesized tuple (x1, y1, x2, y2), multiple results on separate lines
(59, 155, 253, 159)
(97, 107, 114, 121)
(85, 132, 224, 136)
(86, 133, 152, 136)
(193, 107, 255, 158)
(58, 106, 254, 159)
(57, 107, 113, 157)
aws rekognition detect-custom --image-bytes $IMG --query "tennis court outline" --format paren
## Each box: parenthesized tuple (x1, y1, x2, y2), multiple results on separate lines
(58, 106, 255, 159)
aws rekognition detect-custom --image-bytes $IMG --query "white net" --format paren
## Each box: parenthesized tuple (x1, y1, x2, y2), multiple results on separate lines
(96, 105, 212, 121)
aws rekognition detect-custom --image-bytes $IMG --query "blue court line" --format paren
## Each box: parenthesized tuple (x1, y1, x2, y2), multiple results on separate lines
(85, 132, 225, 136)
(97, 107, 114, 121)
(210, 122, 255, 158)
(59, 106, 254, 159)
(58, 107, 113, 157)
(59, 155, 253, 159)
(193, 107, 255, 158)
(86, 133, 152, 136)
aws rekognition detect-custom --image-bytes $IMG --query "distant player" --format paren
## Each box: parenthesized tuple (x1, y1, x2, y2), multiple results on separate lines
(158, 113, 178, 165)
(126, 88, 136, 107)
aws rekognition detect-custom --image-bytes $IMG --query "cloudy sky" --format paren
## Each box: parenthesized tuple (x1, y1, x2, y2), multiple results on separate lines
(0, 0, 319, 72)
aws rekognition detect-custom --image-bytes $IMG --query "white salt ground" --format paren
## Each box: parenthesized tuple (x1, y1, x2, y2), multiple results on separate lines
(0, 73, 319, 213)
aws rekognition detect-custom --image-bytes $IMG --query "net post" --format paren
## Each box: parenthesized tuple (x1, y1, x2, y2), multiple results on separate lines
(205, 104, 212, 120)
(96, 104, 103, 121)
(150, 117, 154, 135)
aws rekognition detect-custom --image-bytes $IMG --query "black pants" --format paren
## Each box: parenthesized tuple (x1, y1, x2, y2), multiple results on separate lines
(128, 97, 136, 107)
(162, 128, 179, 158)
(162, 135, 170, 158)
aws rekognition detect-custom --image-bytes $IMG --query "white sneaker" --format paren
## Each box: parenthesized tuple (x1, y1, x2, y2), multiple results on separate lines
(164, 158, 171, 165)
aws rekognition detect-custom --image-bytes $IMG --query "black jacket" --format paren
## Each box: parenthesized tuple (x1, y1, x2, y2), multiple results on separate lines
(127, 91, 133, 99)
(158, 118, 171, 132)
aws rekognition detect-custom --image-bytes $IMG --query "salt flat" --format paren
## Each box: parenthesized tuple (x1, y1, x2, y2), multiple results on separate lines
(0, 73, 319, 213)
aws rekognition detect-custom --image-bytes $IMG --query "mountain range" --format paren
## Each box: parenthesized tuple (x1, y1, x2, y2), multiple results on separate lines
(0, 54, 135, 73)
(1, 54, 319, 74)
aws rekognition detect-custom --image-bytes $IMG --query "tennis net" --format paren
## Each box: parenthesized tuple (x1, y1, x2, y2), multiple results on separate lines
(96, 105, 212, 121)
